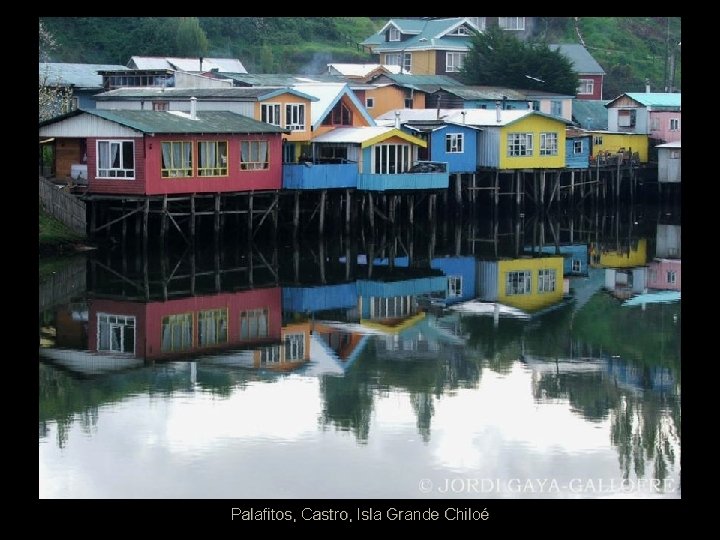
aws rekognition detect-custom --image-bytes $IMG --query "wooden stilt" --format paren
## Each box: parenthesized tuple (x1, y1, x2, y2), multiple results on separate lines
(142, 198, 149, 248)
(161, 195, 168, 241)
(293, 191, 300, 232)
(345, 189, 351, 233)
(247, 193, 253, 238)
(190, 195, 196, 241)
(319, 189, 327, 234)
(409, 194, 414, 225)
(368, 193, 375, 229)
(455, 173, 462, 206)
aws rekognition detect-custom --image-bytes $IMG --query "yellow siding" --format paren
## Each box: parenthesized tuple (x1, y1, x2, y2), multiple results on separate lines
(281, 322, 312, 361)
(365, 86, 406, 118)
(407, 50, 436, 75)
(254, 93, 313, 143)
(497, 257, 564, 312)
(312, 95, 372, 139)
(499, 115, 567, 169)
(591, 239, 647, 268)
(589, 132, 649, 162)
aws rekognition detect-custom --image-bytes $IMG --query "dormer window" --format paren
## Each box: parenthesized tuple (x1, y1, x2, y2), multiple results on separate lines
(448, 25, 471, 36)
(389, 26, 401, 41)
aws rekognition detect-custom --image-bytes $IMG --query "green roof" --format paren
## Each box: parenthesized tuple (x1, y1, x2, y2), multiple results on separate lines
(608, 92, 681, 108)
(572, 99, 609, 130)
(361, 17, 474, 52)
(372, 73, 465, 93)
(40, 109, 286, 134)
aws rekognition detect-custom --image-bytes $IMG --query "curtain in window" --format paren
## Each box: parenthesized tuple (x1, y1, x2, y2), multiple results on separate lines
(161, 143, 171, 170)
(199, 143, 207, 172)
(110, 143, 119, 168)
(183, 142, 191, 169)
(98, 142, 109, 170)
(258, 141, 268, 166)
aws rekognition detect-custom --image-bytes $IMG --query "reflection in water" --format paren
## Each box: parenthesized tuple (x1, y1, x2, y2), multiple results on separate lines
(39, 204, 680, 498)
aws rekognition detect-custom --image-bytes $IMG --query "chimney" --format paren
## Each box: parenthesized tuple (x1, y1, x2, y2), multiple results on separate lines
(496, 100, 502, 123)
(199, 57, 203, 72)
(645, 79, 651, 93)
(394, 110, 401, 129)
(527, 101, 533, 110)
(461, 110, 467, 124)
(190, 96, 197, 120)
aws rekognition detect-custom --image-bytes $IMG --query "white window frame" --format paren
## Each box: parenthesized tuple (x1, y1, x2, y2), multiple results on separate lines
(577, 79, 594, 95)
(448, 276, 463, 298)
(284, 333, 305, 361)
(285, 103, 306, 131)
(468, 17, 486, 31)
(572, 259, 582, 273)
(446, 133, 464, 153)
(593, 135, 603, 145)
(96, 140, 135, 179)
(540, 132, 558, 156)
(538, 269, 557, 293)
(240, 308, 269, 339)
(507, 132, 533, 157)
(370, 296, 413, 319)
(448, 25, 471, 36)
(669, 150, 680, 159)
(372, 143, 412, 174)
(446, 52, 467, 73)
(97, 313, 136, 354)
(403, 52, 412, 73)
(261, 103, 281, 126)
(506, 271, 531, 296)
(260, 345, 281, 365)
(669, 118, 680, 131)
(385, 53, 402, 66)
(498, 17, 525, 30)
(388, 26, 401, 42)
(573, 140, 583, 155)
(667, 271, 677, 284)
(365, 97, 374, 109)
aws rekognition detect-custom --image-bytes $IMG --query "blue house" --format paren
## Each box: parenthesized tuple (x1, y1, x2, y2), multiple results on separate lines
(403, 122, 481, 174)
(565, 129, 591, 169)
(430, 256, 477, 304)
(282, 283, 358, 314)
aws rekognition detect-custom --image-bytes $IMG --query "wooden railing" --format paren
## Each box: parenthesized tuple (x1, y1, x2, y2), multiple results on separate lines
(39, 176, 86, 235)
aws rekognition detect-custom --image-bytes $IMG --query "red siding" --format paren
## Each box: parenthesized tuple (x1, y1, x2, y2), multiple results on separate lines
(88, 133, 283, 196)
(89, 288, 282, 360)
(576, 74, 604, 100)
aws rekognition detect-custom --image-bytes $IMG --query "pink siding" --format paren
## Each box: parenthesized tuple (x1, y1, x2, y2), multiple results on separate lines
(89, 288, 283, 360)
(88, 133, 283, 196)
(576, 74, 603, 100)
(647, 259, 681, 291)
(649, 111, 681, 143)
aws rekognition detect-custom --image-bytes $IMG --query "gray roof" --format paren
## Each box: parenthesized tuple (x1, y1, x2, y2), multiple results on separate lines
(40, 109, 286, 134)
(39, 62, 128, 89)
(220, 73, 345, 86)
(368, 73, 464, 93)
(94, 86, 318, 102)
(549, 44, 605, 75)
(435, 85, 573, 101)
(571, 99, 609, 130)
(128, 56, 247, 73)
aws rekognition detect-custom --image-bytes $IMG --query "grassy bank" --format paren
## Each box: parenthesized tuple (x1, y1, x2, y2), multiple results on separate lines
(39, 206, 87, 257)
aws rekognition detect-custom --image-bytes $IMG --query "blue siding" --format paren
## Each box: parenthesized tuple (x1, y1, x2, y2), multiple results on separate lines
(525, 244, 589, 276)
(430, 256, 477, 303)
(358, 277, 448, 318)
(358, 172, 449, 191)
(283, 163, 358, 189)
(282, 283, 358, 312)
(565, 136, 591, 169)
(430, 126, 479, 173)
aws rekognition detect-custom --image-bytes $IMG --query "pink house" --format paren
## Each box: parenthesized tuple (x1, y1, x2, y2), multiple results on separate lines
(606, 93, 681, 143)
(647, 259, 681, 291)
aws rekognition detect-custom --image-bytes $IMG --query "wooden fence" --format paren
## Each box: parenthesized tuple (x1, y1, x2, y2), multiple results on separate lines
(39, 176, 86, 235)
(39, 256, 87, 313)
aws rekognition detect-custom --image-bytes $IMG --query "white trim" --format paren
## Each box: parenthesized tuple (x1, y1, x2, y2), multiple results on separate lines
(96, 139, 136, 180)
(446, 133, 464, 153)
(498, 17, 525, 30)
(285, 102, 306, 132)
(96, 313, 136, 354)
(388, 26, 401, 42)
(577, 79, 595, 95)
(446, 51, 467, 72)
(366, 97, 375, 108)
(261, 102, 281, 126)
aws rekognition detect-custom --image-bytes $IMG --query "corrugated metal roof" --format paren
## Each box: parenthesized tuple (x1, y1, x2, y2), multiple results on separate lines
(313, 126, 395, 144)
(437, 86, 529, 101)
(446, 109, 571, 127)
(623, 92, 681, 108)
(221, 73, 344, 86)
(572, 99, 609, 130)
(40, 109, 286, 134)
(656, 141, 681, 148)
(94, 86, 318, 101)
(327, 63, 404, 77)
(375, 108, 462, 126)
(291, 83, 375, 129)
(128, 56, 247, 73)
(39, 62, 128, 89)
(549, 44, 605, 74)
(362, 17, 472, 51)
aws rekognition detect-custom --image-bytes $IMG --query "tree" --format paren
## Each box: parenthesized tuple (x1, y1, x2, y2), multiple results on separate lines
(39, 20, 73, 121)
(175, 17, 209, 58)
(461, 27, 579, 96)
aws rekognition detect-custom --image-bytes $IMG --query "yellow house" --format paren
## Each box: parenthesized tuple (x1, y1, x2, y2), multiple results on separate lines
(586, 131, 649, 162)
(252, 89, 318, 146)
(478, 256, 565, 313)
(449, 109, 570, 169)
(590, 238, 647, 268)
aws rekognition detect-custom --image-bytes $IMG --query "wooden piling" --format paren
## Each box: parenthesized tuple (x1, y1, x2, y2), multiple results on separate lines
(319, 189, 327, 234)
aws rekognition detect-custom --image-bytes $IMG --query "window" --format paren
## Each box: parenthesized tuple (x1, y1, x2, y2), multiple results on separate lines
(259, 345, 280, 365)
(403, 52, 412, 73)
(161, 313, 193, 352)
(97, 314, 135, 354)
(372, 143, 412, 174)
(286, 103, 306, 131)
(446, 52, 467, 72)
(572, 259, 582, 273)
(507, 133, 533, 157)
(366, 97, 374, 108)
(468, 17, 486, 31)
(97, 140, 135, 179)
(404, 98, 413, 108)
(448, 276, 463, 298)
(152, 101, 168, 111)
(161, 141, 193, 178)
(370, 296, 413, 318)
(667, 271, 676, 284)
(385, 53, 402, 66)
(540, 132, 558, 156)
(446, 133, 464, 153)
(617, 109, 636, 128)
(538, 269, 556, 293)
(573, 140, 583, 154)
(448, 25, 471, 36)
(650, 117, 660, 130)
(577, 79, 594, 95)
(240, 140, 269, 170)
(551, 100, 562, 117)
(388, 26, 401, 41)
(669, 118, 680, 131)
(261, 103, 281, 126)
(498, 17, 525, 30)
(322, 101, 353, 126)
(593, 135, 603, 145)
(506, 271, 531, 295)
(197, 141, 228, 176)
(240, 308, 269, 340)
(71, 96, 79, 110)
(669, 150, 680, 159)
(198, 309, 228, 347)
(284, 333, 305, 361)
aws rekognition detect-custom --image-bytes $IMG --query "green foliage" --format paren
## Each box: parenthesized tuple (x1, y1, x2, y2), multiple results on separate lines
(461, 26, 578, 95)
(175, 17, 209, 58)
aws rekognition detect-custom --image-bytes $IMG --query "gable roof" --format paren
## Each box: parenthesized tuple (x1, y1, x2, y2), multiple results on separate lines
(290, 83, 375, 129)
(367, 73, 464, 93)
(611, 92, 681, 108)
(39, 109, 286, 134)
(94, 86, 318, 102)
(433, 85, 574, 101)
(572, 99, 609, 130)
(445, 109, 572, 127)
(39, 62, 128, 89)
(312, 126, 427, 148)
(327, 63, 406, 77)
(128, 56, 247, 73)
(361, 17, 475, 52)
(549, 44, 605, 75)
(220, 73, 344, 86)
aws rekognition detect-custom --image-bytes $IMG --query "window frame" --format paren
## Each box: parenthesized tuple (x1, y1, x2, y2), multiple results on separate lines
(388, 26, 401, 42)
(261, 103, 281, 126)
(577, 79, 594, 95)
(160, 141, 193, 178)
(507, 132, 534, 157)
(240, 140, 270, 171)
(669, 118, 680, 131)
(573, 139, 583, 155)
(96, 139, 135, 180)
(538, 268, 557, 293)
(498, 17, 525, 30)
(285, 103, 306, 132)
(97, 313, 136, 354)
(506, 270, 532, 296)
(365, 97, 375, 109)
(445, 133, 464, 153)
(197, 308, 228, 347)
(540, 132, 558, 156)
(196, 140, 228, 177)
(446, 52, 467, 73)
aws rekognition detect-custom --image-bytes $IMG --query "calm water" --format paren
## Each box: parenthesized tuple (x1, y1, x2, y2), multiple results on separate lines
(39, 205, 680, 498)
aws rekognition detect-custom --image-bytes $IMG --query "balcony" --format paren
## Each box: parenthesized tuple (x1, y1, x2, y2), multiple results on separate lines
(357, 161, 449, 192)
(282, 159, 358, 190)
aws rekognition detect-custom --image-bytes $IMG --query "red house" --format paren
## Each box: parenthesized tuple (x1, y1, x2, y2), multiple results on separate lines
(39, 108, 286, 196)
